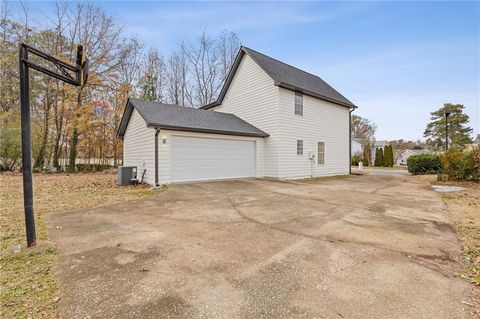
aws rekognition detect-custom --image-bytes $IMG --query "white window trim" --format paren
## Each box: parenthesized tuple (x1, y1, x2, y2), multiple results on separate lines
(318, 141, 325, 165)
(295, 92, 303, 116)
(297, 140, 304, 155)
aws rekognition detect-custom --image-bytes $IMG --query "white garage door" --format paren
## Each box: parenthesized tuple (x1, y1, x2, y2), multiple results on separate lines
(172, 136, 256, 182)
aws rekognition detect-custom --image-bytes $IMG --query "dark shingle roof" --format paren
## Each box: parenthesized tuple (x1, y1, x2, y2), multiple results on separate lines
(117, 98, 269, 140)
(202, 46, 356, 109)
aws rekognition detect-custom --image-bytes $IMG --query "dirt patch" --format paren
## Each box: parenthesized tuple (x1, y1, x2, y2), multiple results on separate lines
(367, 205, 386, 213)
(430, 220, 457, 233)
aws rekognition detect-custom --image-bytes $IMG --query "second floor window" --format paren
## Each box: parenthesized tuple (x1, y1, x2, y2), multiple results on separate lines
(295, 92, 303, 116)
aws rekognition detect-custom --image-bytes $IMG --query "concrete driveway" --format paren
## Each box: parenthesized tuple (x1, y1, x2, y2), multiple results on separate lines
(48, 174, 470, 319)
(352, 167, 410, 175)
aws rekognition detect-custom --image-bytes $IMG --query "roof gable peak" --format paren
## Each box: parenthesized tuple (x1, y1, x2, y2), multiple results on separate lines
(202, 46, 356, 110)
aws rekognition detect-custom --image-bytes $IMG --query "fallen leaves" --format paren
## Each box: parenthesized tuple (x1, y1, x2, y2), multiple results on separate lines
(0, 172, 161, 318)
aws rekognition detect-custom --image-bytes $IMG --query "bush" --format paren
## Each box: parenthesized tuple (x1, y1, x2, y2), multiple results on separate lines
(407, 154, 442, 175)
(439, 148, 479, 181)
(351, 154, 362, 166)
(76, 164, 112, 172)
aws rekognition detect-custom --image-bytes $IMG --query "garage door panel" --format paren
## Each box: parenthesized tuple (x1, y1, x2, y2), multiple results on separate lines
(172, 136, 256, 182)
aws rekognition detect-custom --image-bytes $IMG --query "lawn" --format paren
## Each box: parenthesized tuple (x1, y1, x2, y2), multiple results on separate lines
(0, 172, 162, 318)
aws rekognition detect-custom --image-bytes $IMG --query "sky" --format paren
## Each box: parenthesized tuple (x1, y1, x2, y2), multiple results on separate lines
(15, 1, 480, 141)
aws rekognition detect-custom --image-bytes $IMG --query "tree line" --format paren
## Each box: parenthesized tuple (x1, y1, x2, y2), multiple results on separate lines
(0, 1, 240, 171)
(351, 102, 474, 167)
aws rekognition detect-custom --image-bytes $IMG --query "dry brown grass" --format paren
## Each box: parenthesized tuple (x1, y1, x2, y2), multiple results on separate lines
(441, 184, 480, 317)
(0, 172, 162, 318)
(417, 175, 480, 316)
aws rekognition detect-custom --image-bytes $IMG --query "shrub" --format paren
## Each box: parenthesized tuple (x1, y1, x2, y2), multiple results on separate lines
(351, 154, 362, 166)
(439, 148, 479, 181)
(407, 154, 441, 175)
(374, 147, 384, 167)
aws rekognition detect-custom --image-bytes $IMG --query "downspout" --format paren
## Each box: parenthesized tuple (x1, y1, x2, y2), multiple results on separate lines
(349, 108, 355, 174)
(155, 129, 159, 187)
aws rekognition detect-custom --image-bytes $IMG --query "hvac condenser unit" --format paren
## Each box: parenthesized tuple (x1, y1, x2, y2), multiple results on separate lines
(117, 166, 138, 185)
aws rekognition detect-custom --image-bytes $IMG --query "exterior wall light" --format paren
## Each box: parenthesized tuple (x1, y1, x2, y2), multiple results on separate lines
(162, 137, 167, 144)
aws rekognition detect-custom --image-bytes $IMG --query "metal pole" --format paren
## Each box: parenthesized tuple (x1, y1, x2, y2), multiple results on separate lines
(445, 114, 449, 150)
(19, 44, 36, 247)
(155, 129, 159, 187)
(349, 108, 354, 174)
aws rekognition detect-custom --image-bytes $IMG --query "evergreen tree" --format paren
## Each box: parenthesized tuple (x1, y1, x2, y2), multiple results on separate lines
(424, 103, 473, 150)
(362, 143, 371, 166)
(375, 147, 384, 167)
(383, 145, 394, 167)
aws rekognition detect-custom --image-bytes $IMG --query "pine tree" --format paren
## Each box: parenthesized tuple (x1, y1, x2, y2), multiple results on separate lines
(424, 103, 473, 150)
(375, 147, 384, 167)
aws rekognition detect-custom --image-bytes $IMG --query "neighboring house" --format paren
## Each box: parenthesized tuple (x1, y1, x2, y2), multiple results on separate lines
(351, 138, 363, 155)
(117, 46, 357, 186)
(395, 149, 427, 166)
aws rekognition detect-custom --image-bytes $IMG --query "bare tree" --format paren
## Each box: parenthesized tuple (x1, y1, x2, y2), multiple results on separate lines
(117, 37, 143, 97)
(181, 31, 223, 107)
(352, 114, 377, 143)
(139, 48, 166, 102)
(217, 29, 240, 82)
(166, 50, 189, 106)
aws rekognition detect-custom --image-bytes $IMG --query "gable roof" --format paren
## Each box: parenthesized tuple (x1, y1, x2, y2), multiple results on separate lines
(202, 46, 357, 110)
(117, 98, 269, 140)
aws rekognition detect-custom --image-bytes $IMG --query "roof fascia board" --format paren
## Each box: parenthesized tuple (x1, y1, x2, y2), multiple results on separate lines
(276, 82, 357, 109)
(200, 48, 246, 110)
(146, 123, 269, 138)
(116, 98, 133, 140)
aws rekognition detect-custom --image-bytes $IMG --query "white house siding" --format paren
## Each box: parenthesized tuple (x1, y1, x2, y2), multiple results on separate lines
(278, 88, 350, 178)
(213, 54, 280, 177)
(157, 130, 265, 185)
(122, 109, 155, 184)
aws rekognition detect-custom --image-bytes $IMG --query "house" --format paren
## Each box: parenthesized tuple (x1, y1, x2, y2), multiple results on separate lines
(395, 149, 427, 166)
(117, 47, 357, 186)
(351, 138, 363, 155)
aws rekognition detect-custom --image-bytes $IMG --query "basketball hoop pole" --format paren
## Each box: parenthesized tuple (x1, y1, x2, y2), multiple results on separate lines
(19, 43, 87, 247)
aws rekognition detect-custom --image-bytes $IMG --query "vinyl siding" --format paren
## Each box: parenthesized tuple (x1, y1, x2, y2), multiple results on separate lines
(122, 109, 155, 184)
(278, 88, 350, 178)
(213, 54, 280, 177)
(157, 130, 264, 184)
